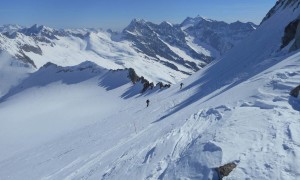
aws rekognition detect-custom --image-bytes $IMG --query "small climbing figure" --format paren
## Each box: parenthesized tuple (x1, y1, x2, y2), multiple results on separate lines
(146, 99, 150, 107)
(180, 83, 184, 89)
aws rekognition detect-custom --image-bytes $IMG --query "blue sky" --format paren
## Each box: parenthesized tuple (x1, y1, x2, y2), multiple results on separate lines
(0, 0, 275, 30)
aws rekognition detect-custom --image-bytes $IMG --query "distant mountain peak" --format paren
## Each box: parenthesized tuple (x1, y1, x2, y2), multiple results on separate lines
(180, 16, 216, 28)
(131, 18, 148, 24)
(160, 21, 173, 27)
(124, 18, 152, 35)
(28, 24, 54, 33)
(0, 24, 24, 33)
(195, 15, 215, 22)
(20, 24, 53, 35)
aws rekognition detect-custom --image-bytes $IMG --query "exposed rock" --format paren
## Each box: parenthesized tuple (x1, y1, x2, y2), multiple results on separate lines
(15, 52, 37, 68)
(127, 68, 171, 93)
(261, 0, 300, 24)
(43, 62, 57, 67)
(21, 44, 43, 55)
(216, 162, 237, 179)
(184, 17, 256, 55)
(2, 32, 18, 39)
(20, 24, 59, 40)
(290, 85, 300, 98)
(128, 68, 139, 84)
(289, 18, 300, 52)
(157, 82, 164, 89)
(281, 19, 300, 49)
(261, 1, 283, 24)
(123, 18, 215, 72)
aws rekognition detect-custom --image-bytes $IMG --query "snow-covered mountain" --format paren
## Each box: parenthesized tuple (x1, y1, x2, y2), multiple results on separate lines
(0, 17, 256, 84)
(182, 16, 257, 55)
(0, 24, 24, 34)
(1, 0, 300, 179)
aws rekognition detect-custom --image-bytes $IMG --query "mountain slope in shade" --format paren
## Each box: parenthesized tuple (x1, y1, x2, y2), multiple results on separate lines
(181, 16, 257, 56)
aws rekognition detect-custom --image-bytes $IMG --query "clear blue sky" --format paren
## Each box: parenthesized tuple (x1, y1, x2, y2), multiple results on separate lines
(0, 0, 276, 30)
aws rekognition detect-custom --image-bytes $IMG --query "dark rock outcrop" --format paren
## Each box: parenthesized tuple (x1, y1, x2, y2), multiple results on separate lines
(15, 52, 37, 68)
(281, 19, 300, 49)
(128, 68, 139, 84)
(289, 18, 300, 52)
(21, 44, 43, 55)
(290, 85, 300, 98)
(216, 162, 237, 180)
(127, 68, 171, 93)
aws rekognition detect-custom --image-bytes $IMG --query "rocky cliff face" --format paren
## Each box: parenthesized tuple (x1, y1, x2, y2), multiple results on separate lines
(182, 17, 257, 55)
(123, 17, 256, 70)
(266, 0, 300, 52)
(123, 19, 211, 72)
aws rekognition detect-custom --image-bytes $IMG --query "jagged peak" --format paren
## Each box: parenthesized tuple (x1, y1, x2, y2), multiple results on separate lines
(19, 24, 56, 37)
(123, 18, 152, 34)
(131, 18, 148, 24)
(229, 21, 258, 29)
(195, 15, 215, 22)
(29, 24, 54, 32)
(181, 15, 216, 27)
(261, 0, 300, 24)
(159, 21, 173, 27)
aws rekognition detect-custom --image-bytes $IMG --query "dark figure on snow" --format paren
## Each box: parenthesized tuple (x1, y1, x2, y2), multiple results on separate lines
(180, 83, 184, 89)
(146, 99, 150, 107)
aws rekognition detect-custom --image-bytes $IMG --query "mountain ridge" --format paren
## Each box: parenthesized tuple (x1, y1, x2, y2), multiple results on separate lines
(1, 1, 300, 179)
(0, 16, 257, 84)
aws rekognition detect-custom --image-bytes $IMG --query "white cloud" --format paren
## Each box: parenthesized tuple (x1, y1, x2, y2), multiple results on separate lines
(0, 51, 31, 96)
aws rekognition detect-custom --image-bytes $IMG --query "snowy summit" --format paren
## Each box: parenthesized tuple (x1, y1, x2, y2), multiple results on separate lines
(0, 0, 300, 180)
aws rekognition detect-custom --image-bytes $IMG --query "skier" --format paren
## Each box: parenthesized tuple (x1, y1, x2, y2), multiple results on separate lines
(180, 83, 184, 89)
(146, 99, 150, 107)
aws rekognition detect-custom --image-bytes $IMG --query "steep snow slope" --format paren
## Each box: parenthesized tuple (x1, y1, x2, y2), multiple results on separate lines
(1, 1, 300, 180)
(0, 51, 299, 180)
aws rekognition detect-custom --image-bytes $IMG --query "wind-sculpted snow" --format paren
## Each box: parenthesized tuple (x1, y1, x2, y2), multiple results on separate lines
(1, 1, 300, 179)
(0, 48, 299, 179)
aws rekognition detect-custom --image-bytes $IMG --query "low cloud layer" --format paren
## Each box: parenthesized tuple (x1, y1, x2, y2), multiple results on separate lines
(0, 52, 31, 96)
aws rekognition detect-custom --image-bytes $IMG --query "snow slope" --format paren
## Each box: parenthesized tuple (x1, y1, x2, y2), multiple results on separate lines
(0, 1, 300, 180)
(0, 49, 299, 180)
(0, 30, 185, 84)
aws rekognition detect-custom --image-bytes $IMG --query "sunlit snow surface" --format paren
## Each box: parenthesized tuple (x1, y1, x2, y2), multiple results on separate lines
(0, 2, 300, 180)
